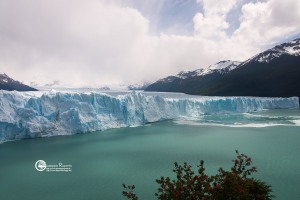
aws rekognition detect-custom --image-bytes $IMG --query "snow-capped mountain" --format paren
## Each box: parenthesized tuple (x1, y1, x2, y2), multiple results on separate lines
(157, 60, 240, 83)
(146, 37, 300, 98)
(0, 73, 9, 84)
(0, 73, 37, 91)
(178, 60, 241, 79)
(242, 38, 300, 65)
(128, 82, 152, 90)
(197, 60, 241, 76)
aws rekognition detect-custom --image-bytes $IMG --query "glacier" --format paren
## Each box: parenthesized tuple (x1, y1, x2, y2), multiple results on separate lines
(0, 90, 299, 143)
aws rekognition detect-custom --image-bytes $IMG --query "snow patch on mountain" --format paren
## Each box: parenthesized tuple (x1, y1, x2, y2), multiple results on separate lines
(177, 60, 241, 79)
(201, 60, 241, 75)
(242, 38, 300, 65)
(1, 73, 21, 86)
(128, 82, 152, 90)
(0, 73, 10, 84)
(157, 60, 241, 83)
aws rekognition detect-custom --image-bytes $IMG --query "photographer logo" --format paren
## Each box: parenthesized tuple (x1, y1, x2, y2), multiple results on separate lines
(35, 160, 72, 172)
(35, 160, 47, 171)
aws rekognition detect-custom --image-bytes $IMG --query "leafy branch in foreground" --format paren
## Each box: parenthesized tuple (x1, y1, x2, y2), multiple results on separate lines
(122, 150, 273, 200)
(122, 184, 138, 200)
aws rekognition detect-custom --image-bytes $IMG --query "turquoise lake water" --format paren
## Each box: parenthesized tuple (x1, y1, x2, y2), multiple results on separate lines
(0, 109, 300, 200)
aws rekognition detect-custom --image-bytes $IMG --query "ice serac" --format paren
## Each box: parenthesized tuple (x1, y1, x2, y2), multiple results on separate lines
(0, 91, 299, 142)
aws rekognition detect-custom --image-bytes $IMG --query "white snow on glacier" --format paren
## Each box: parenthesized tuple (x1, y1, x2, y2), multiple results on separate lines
(0, 90, 299, 142)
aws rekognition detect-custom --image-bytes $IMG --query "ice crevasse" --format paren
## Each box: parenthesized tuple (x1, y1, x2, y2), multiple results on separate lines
(0, 90, 299, 142)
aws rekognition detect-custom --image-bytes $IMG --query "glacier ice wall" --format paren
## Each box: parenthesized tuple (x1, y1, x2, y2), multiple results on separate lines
(0, 91, 298, 142)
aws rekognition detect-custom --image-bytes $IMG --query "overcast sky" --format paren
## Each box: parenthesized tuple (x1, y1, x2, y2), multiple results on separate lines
(0, 0, 300, 87)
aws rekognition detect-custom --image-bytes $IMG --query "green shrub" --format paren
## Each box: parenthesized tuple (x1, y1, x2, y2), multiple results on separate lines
(122, 150, 273, 200)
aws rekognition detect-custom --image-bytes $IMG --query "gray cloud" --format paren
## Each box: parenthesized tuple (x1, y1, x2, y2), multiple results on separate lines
(0, 0, 299, 87)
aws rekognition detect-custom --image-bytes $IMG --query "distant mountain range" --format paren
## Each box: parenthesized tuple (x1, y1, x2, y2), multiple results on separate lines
(128, 82, 151, 90)
(0, 73, 37, 91)
(1, 38, 299, 96)
(145, 38, 300, 98)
